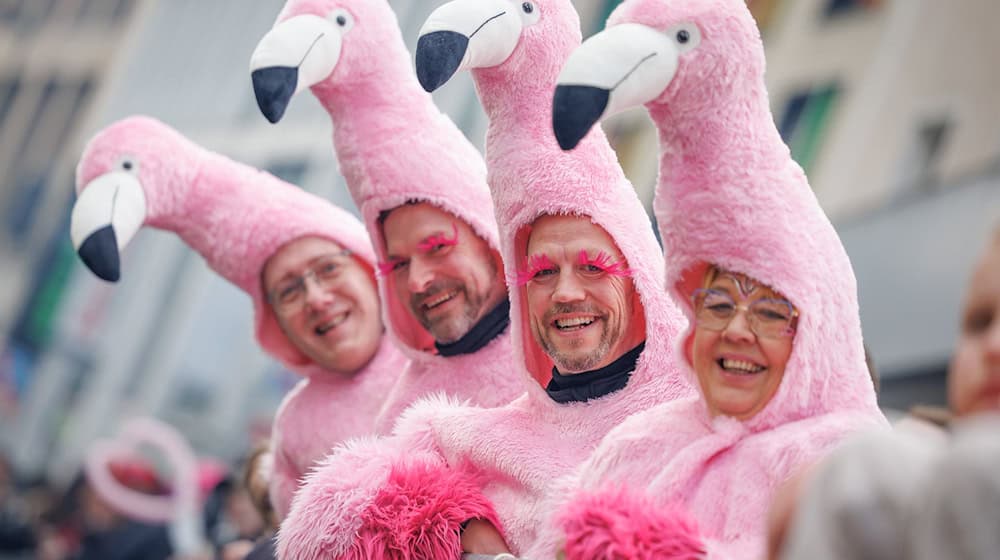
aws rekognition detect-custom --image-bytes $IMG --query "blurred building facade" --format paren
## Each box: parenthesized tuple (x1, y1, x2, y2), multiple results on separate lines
(0, 0, 997, 483)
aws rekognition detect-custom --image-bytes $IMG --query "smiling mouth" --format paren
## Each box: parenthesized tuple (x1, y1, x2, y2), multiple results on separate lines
(315, 312, 349, 335)
(718, 358, 766, 375)
(553, 316, 598, 331)
(422, 290, 457, 311)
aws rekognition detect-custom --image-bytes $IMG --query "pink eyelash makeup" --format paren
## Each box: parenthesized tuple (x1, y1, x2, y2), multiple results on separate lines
(579, 250, 632, 277)
(376, 259, 401, 277)
(416, 223, 459, 253)
(516, 254, 555, 286)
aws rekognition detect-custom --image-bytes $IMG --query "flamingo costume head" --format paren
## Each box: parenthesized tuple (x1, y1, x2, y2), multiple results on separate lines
(251, 0, 502, 355)
(71, 116, 378, 372)
(416, 0, 690, 401)
(553, 0, 882, 429)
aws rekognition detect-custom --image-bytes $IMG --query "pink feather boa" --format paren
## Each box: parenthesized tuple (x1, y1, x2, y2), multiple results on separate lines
(561, 486, 705, 560)
(344, 460, 502, 560)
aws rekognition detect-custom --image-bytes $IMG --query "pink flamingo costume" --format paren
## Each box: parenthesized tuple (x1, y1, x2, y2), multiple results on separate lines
(274, 0, 692, 558)
(250, 0, 525, 435)
(541, 0, 888, 557)
(69, 116, 407, 521)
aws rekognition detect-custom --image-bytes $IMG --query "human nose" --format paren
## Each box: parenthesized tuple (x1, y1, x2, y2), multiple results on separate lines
(552, 270, 586, 303)
(407, 256, 435, 294)
(722, 306, 756, 343)
(302, 273, 334, 309)
(985, 313, 1000, 369)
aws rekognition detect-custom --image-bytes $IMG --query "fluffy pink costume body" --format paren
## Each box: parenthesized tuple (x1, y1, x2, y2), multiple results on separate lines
(252, 0, 525, 436)
(542, 1, 888, 557)
(276, 1, 693, 558)
(72, 116, 407, 521)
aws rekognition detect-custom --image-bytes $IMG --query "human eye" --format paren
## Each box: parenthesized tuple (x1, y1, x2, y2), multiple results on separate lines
(376, 258, 408, 277)
(276, 281, 303, 304)
(754, 300, 792, 322)
(963, 306, 994, 335)
(701, 291, 735, 315)
(417, 224, 460, 256)
(517, 254, 557, 286)
(577, 250, 631, 278)
(316, 260, 341, 278)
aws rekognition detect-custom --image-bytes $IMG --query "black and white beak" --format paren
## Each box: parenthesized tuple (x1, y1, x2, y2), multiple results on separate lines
(553, 23, 698, 150)
(415, 0, 538, 92)
(250, 11, 354, 123)
(70, 170, 147, 282)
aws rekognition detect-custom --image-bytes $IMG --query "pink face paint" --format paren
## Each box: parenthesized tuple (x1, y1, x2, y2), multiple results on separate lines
(578, 250, 632, 277)
(719, 271, 759, 297)
(516, 253, 556, 286)
(416, 223, 459, 253)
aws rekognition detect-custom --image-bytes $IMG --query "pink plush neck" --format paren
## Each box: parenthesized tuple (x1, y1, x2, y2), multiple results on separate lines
(474, 8, 581, 136)
(311, 25, 443, 198)
(650, 79, 781, 186)
(154, 150, 252, 273)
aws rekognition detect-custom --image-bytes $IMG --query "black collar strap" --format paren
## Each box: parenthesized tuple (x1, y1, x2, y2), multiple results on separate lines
(546, 341, 646, 404)
(434, 298, 511, 357)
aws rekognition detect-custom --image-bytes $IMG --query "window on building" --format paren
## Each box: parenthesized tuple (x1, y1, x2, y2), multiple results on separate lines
(748, 0, 784, 34)
(74, 0, 134, 24)
(0, 75, 21, 131)
(895, 118, 952, 195)
(824, 0, 881, 19)
(11, 0, 56, 31)
(591, 0, 624, 34)
(777, 83, 840, 175)
(4, 76, 95, 241)
(0, 0, 25, 24)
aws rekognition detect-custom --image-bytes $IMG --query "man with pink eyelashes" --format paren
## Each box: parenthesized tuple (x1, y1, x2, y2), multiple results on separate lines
(381, 203, 507, 351)
(368, 199, 523, 433)
(522, 215, 648, 402)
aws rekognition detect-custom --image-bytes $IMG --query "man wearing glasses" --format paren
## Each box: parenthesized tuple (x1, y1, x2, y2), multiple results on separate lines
(69, 116, 408, 525)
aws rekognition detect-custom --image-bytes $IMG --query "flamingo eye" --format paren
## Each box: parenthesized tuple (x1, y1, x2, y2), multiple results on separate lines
(329, 9, 354, 32)
(118, 156, 139, 174)
(666, 23, 701, 53)
(515, 0, 540, 26)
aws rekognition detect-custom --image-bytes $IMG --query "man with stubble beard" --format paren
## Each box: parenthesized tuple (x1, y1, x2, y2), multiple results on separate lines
(370, 200, 525, 432)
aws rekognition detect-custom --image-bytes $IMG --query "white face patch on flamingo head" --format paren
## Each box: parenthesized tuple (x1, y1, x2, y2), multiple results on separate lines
(250, 8, 355, 123)
(552, 20, 701, 150)
(71, 154, 148, 282)
(415, 0, 540, 92)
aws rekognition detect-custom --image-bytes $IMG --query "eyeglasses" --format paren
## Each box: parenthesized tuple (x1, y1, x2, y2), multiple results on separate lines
(692, 288, 798, 339)
(268, 250, 354, 313)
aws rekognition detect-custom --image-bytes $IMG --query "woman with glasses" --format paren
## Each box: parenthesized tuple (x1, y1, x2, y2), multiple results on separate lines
(525, 0, 889, 557)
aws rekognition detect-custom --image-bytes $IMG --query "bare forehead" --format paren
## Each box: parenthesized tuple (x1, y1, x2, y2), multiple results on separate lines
(526, 214, 620, 255)
(263, 235, 346, 282)
(382, 202, 473, 246)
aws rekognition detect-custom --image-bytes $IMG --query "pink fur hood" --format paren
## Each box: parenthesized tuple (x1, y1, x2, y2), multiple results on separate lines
(73, 115, 406, 520)
(277, 1, 695, 557)
(542, 0, 888, 556)
(254, 0, 525, 431)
